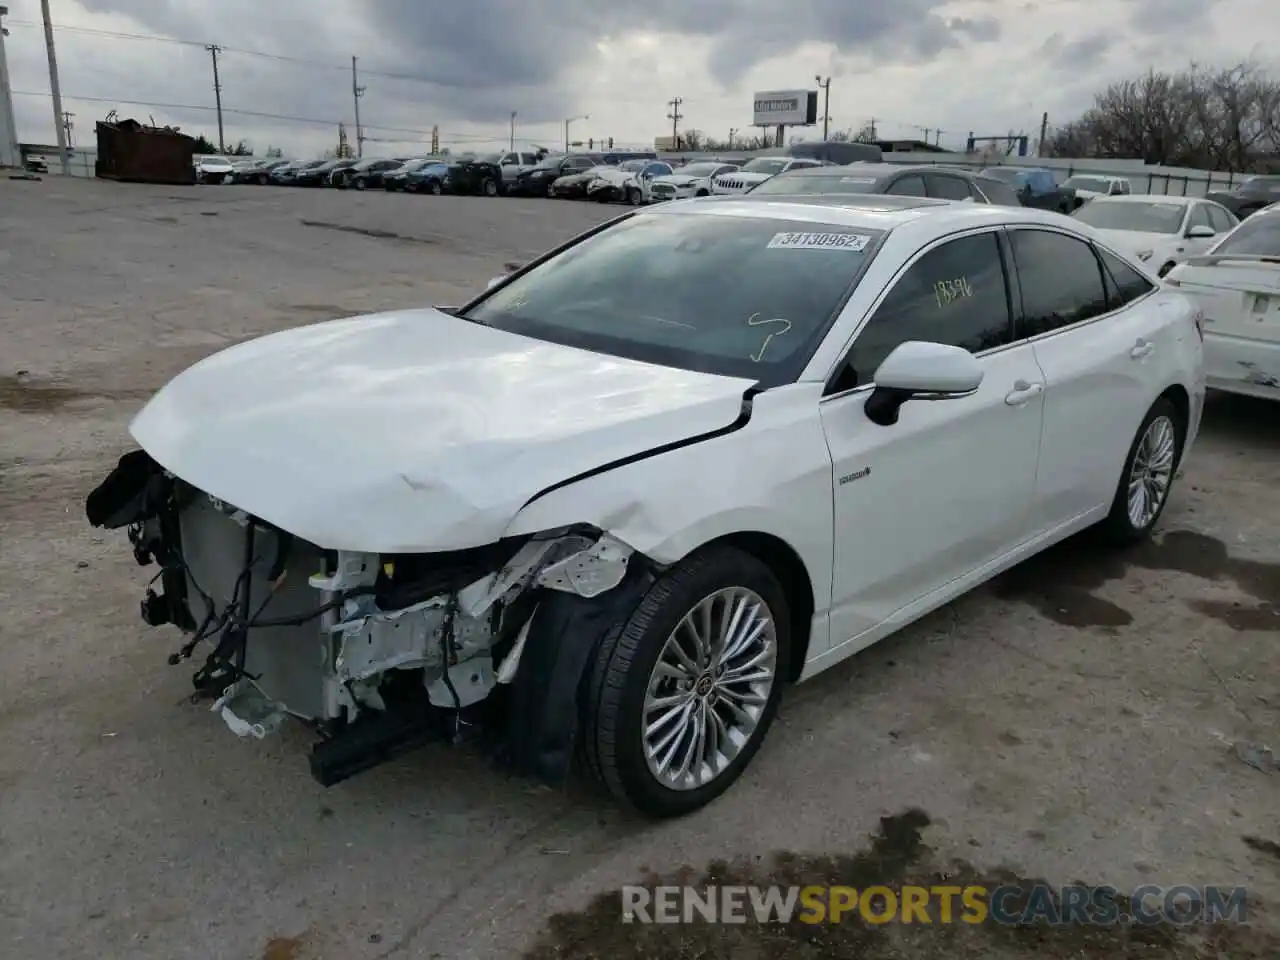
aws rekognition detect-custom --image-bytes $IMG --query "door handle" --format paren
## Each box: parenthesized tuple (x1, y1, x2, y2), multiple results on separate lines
(1130, 339, 1154, 360)
(1004, 380, 1044, 406)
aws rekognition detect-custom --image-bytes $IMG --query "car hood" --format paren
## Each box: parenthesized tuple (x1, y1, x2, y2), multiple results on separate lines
(129, 308, 755, 553)
(1092, 229, 1179, 256)
(593, 169, 636, 185)
(726, 172, 774, 183)
(653, 175, 699, 187)
(555, 173, 593, 185)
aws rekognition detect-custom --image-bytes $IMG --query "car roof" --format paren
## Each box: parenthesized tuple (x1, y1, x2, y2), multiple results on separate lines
(772, 163, 1002, 180)
(1085, 194, 1197, 206)
(649, 195, 1124, 244)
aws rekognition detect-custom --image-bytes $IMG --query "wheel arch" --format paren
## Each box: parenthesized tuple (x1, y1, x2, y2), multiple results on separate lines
(695, 531, 816, 682)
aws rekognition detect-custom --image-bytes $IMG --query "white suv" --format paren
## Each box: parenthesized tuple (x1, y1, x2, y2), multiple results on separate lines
(711, 156, 824, 194)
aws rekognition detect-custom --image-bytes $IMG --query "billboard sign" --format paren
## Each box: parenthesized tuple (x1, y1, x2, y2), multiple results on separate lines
(752, 90, 818, 127)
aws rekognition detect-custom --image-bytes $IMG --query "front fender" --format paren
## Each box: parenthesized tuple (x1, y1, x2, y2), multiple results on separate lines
(502, 383, 836, 654)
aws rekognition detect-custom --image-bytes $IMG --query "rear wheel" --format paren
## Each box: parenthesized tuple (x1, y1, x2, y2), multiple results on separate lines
(430, 180, 442, 195)
(546, 182, 556, 198)
(482, 178, 498, 197)
(256, 173, 268, 185)
(580, 545, 789, 818)
(626, 186, 642, 205)
(1097, 396, 1183, 544)
(354, 177, 367, 191)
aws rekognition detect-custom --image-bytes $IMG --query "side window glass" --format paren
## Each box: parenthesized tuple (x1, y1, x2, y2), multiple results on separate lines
(1097, 247, 1156, 308)
(1011, 230, 1110, 336)
(1207, 205, 1235, 233)
(927, 175, 972, 201)
(885, 175, 926, 196)
(1187, 205, 1213, 231)
(840, 233, 1012, 389)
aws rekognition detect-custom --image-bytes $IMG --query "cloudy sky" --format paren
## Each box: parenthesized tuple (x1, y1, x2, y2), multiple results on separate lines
(4, 0, 1277, 158)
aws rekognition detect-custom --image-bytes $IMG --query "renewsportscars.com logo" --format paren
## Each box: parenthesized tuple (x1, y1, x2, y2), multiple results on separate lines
(621, 884, 1250, 926)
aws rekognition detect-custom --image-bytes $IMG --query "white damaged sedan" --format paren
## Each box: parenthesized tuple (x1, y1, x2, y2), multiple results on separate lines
(88, 194, 1205, 817)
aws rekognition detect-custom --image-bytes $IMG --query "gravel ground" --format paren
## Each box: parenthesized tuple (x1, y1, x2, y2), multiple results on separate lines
(1, 176, 1277, 960)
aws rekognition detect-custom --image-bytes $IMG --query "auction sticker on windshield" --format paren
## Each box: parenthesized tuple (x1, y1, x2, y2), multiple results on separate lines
(767, 232, 871, 251)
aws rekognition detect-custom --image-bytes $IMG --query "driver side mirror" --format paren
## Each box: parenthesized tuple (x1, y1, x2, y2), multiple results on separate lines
(1186, 224, 1215, 239)
(864, 341, 984, 426)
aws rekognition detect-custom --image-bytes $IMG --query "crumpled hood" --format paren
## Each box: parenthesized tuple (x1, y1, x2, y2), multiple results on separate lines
(129, 309, 755, 553)
(592, 169, 636, 186)
(653, 175, 697, 188)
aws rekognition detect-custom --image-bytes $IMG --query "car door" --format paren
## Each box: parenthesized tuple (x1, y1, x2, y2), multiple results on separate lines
(819, 229, 1045, 646)
(924, 173, 975, 202)
(1007, 227, 1164, 529)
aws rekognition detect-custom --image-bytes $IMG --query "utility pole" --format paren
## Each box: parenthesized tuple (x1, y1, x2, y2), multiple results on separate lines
(40, 0, 69, 175)
(351, 56, 365, 157)
(666, 96, 683, 147)
(1038, 111, 1048, 156)
(0, 5, 21, 169)
(815, 75, 831, 140)
(728, 127, 736, 148)
(868, 117, 877, 140)
(509, 111, 516, 151)
(934, 129, 943, 146)
(204, 45, 224, 152)
(62, 110, 73, 147)
(563, 114, 588, 153)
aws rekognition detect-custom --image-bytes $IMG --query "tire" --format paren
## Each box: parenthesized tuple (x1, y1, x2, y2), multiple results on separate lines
(696, 189, 709, 197)
(430, 180, 442, 195)
(354, 177, 367, 191)
(580, 545, 791, 818)
(482, 178, 498, 197)
(256, 173, 268, 185)
(1096, 396, 1184, 545)
(626, 187, 641, 206)
(547, 182, 557, 198)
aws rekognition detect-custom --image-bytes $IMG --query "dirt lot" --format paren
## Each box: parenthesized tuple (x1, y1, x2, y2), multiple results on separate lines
(1, 176, 1278, 960)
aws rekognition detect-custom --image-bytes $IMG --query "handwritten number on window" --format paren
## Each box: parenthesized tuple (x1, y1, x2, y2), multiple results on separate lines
(934, 277, 973, 308)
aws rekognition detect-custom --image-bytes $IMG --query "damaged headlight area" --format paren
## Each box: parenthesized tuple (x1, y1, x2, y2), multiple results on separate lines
(86, 450, 650, 788)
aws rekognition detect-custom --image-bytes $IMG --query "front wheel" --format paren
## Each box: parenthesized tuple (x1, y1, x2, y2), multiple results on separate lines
(482, 178, 498, 197)
(1097, 396, 1183, 544)
(354, 178, 367, 191)
(430, 180, 442, 195)
(626, 186, 642, 205)
(580, 545, 790, 818)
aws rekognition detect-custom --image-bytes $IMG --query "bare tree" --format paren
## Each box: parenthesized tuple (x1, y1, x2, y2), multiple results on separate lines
(1046, 59, 1280, 170)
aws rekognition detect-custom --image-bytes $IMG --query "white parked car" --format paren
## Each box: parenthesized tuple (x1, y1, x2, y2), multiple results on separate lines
(1164, 205, 1280, 401)
(193, 155, 235, 184)
(712, 156, 824, 194)
(87, 196, 1204, 817)
(649, 161, 741, 202)
(1063, 174, 1132, 202)
(586, 159, 673, 204)
(1072, 195, 1239, 277)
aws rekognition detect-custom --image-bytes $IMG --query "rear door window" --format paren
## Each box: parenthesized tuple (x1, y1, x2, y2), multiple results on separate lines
(1009, 229, 1111, 336)
(1097, 248, 1155, 308)
(926, 174, 974, 201)
(885, 175, 926, 197)
(1207, 205, 1236, 233)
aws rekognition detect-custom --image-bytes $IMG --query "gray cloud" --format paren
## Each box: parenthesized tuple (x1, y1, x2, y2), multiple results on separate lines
(1040, 31, 1115, 70)
(69, 0, 1007, 121)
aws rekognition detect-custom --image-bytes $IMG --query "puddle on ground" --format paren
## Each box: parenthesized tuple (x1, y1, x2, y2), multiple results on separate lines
(299, 219, 435, 244)
(0, 374, 151, 413)
(991, 530, 1280, 630)
(525, 809, 1277, 959)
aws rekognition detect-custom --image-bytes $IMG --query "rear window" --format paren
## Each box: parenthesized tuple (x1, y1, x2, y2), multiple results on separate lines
(462, 212, 884, 385)
(1210, 212, 1280, 256)
(748, 174, 884, 196)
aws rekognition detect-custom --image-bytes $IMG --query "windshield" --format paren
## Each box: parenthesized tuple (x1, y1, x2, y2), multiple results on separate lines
(578, 165, 614, 177)
(617, 159, 647, 172)
(742, 158, 789, 174)
(1073, 200, 1185, 234)
(536, 154, 566, 169)
(1210, 212, 1280, 256)
(1065, 176, 1113, 193)
(477, 152, 502, 164)
(749, 173, 883, 196)
(461, 212, 882, 384)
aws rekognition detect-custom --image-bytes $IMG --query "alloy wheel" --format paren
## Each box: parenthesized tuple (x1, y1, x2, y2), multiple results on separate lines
(1127, 415, 1176, 528)
(641, 587, 778, 791)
